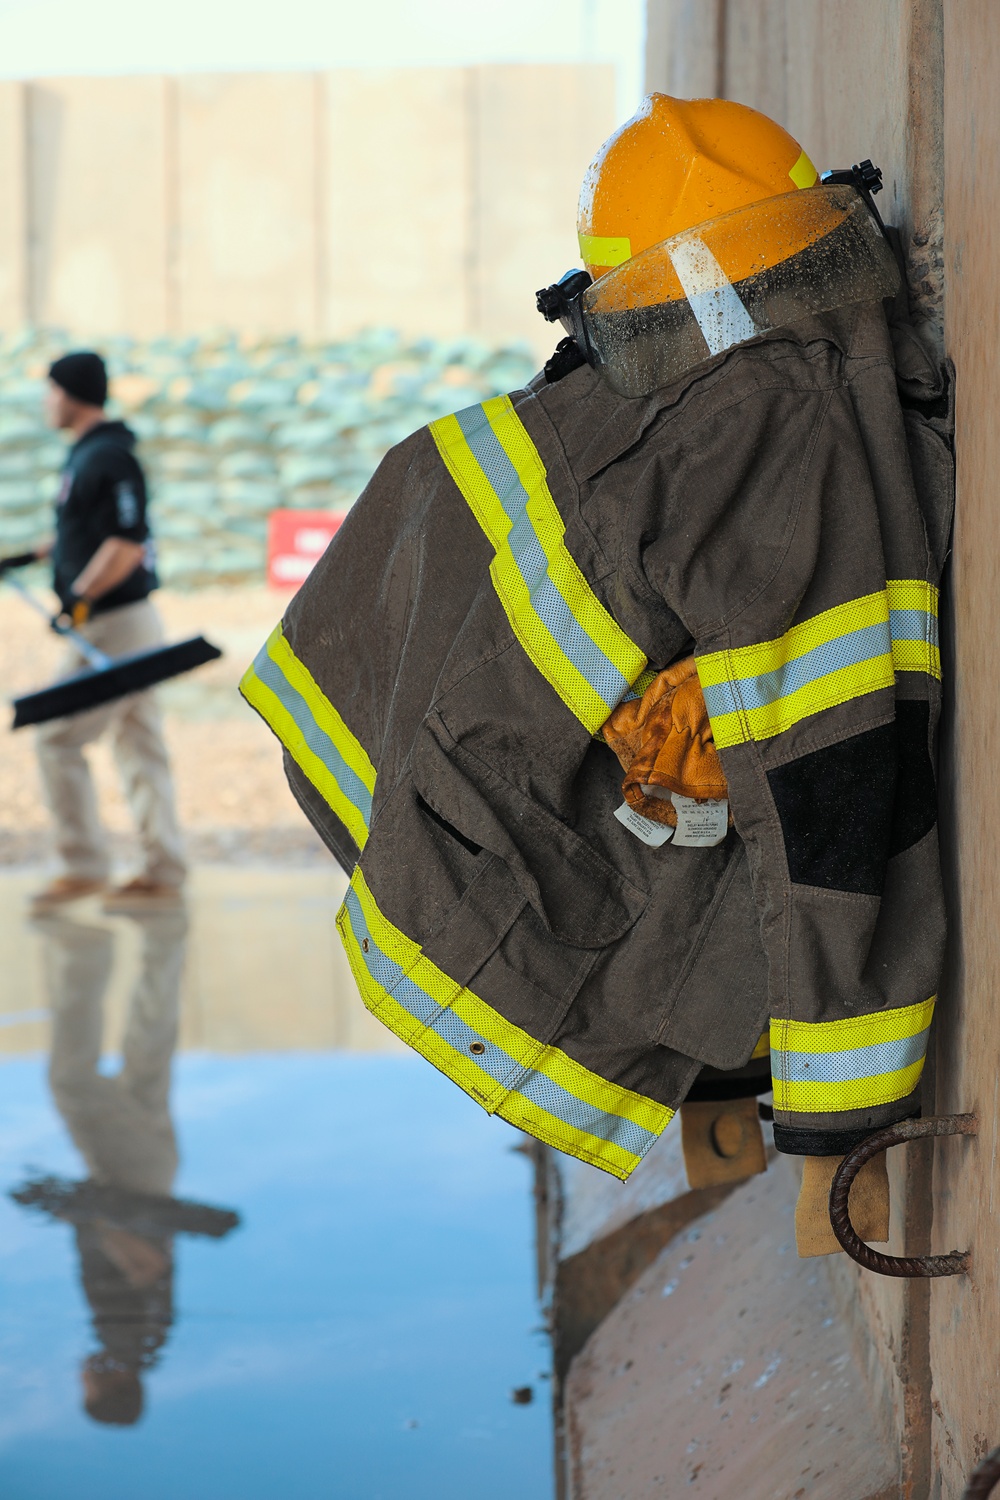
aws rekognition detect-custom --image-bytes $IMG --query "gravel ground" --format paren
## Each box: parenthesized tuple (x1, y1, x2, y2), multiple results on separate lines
(0, 584, 328, 868)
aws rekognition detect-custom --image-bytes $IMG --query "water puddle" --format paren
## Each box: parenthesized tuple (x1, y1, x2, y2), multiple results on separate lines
(0, 870, 552, 1500)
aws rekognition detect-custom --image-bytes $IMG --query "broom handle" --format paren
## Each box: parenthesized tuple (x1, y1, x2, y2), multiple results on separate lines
(4, 576, 112, 671)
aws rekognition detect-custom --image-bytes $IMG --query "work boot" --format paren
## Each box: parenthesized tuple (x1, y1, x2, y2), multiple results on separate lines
(102, 877, 185, 914)
(29, 876, 106, 914)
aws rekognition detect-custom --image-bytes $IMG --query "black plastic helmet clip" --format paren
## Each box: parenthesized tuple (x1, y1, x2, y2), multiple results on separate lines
(820, 159, 906, 281)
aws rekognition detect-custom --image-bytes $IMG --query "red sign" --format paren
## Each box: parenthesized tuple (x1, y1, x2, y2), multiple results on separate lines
(267, 509, 346, 589)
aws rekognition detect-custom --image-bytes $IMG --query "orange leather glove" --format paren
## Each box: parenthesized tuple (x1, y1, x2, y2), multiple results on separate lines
(603, 657, 729, 827)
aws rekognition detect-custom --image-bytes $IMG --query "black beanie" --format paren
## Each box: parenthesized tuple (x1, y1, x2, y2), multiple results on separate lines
(48, 351, 108, 407)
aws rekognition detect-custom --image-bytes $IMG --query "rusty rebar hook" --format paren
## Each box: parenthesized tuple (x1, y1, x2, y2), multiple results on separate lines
(829, 1114, 977, 1277)
(963, 1446, 1000, 1499)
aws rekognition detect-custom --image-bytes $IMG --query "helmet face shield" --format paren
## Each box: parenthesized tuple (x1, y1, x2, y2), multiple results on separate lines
(581, 185, 900, 399)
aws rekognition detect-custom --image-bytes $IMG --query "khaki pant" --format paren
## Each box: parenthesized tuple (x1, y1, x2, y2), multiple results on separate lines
(35, 598, 187, 886)
(43, 910, 185, 1195)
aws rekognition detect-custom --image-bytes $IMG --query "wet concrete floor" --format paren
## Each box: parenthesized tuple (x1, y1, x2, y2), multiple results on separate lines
(0, 868, 552, 1500)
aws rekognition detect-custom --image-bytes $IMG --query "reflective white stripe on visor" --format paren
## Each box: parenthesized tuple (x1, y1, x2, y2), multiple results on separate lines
(667, 237, 758, 356)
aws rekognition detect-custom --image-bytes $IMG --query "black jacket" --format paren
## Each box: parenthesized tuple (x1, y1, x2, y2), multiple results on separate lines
(52, 421, 157, 614)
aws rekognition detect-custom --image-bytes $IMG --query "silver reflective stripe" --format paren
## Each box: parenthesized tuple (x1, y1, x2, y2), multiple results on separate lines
(342, 885, 657, 1158)
(252, 644, 373, 830)
(773, 1026, 932, 1085)
(700, 618, 892, 720)
(453, 404, 633, 712)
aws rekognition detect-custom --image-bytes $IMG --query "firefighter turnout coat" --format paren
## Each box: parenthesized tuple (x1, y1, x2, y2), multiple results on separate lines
(242, 297, 952, 1180)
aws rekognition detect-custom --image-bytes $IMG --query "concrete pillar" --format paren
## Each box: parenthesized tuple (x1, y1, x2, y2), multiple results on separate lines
(175, 73, 322, 337)
(643, 0, 725, 97)
(0, 82, 27, 330)
(929, 3, 1000, 1489)
(23, 76, 171, 337)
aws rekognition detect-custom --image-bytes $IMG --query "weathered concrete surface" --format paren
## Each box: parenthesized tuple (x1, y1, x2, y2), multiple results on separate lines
(0, 66, 614, 358)
(473, 64, 615, 349)
(23, 76, 171, 337)
(0, 83, 27, 330)
(177, 73, 321, 336)
(324, 68, 470, 342)
(564, 1159, 897, 1500)
(541, 1125, 733, 1386)
(928, 4, 1000, 1492)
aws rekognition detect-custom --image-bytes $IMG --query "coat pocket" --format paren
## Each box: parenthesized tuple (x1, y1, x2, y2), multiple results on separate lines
(412, 709, 648, 949)
(653, 843, 770, 1069)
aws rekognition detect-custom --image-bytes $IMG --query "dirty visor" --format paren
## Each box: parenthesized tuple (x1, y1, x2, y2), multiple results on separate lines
(580, 184, 900, 398)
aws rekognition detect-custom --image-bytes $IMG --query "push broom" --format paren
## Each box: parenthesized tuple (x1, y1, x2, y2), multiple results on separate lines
(4, 575, 222, 729)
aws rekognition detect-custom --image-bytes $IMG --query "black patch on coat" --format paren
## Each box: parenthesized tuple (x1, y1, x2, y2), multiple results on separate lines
(889, 699, 937, 856)
(767, 723, 897, 895)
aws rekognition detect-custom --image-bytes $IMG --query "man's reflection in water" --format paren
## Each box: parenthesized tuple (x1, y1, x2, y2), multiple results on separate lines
(10, 910, 240, 1427)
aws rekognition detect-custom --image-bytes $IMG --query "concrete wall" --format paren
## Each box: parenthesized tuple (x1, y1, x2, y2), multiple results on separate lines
(933, 5, 1000, 1493)
(0, 65, 614, 358)
(0, 82, 27, 329)
(176, 73, 323, 336)
(25, 76, 172, 336)
(645, 1, 944, 345)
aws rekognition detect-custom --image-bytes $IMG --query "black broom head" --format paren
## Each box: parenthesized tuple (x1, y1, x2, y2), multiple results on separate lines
(11, 635, 223, 729)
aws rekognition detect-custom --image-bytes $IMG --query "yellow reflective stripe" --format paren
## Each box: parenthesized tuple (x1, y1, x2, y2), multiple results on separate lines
(337, 866, 673, 1180)
(626, 664, 659, 701)
(430, 396, 649, 735)
(887, 579, 941, 680)
(887, 579, 939, 616)
(698, 590, 895, 748)
(772, 1059, 925, 1114)
(771, 997, 935, 1113)
(893, 639, 942, 677)
(487, 403, 649, 686)
(239, 623, 376, 851)
(789, 151, 819, 190)
(751, 1030, 770, 1061)
(773, 997, 935, 1054)
(579, 233, 632, 267)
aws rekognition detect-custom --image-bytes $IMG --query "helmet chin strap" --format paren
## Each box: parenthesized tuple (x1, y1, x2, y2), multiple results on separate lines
(535, 268, 596, 367)
(821, 160, 907, 282)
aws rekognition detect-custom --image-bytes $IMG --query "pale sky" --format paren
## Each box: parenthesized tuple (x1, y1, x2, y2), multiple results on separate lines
(0, 0, 646, 119)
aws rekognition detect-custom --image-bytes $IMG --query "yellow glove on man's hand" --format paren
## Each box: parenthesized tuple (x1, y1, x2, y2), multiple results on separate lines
(70, 595, 92, 628)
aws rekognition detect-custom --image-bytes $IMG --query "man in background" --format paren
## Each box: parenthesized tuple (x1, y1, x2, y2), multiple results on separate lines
(13, 352, 186, 912)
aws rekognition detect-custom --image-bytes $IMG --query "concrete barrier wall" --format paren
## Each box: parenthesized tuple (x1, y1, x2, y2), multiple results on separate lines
(0, 83, 26, 329)
(642, 3, 997, 1495)
(0, 64, 614, 358)
(25, 76, 173, 336)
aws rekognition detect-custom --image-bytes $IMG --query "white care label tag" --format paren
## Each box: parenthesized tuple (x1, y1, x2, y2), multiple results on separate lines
(670, 792, 729, 847)
(614, 801, 674, 847)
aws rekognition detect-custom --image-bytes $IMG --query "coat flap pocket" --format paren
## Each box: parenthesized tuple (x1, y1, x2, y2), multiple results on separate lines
(412, 712, 647, 949)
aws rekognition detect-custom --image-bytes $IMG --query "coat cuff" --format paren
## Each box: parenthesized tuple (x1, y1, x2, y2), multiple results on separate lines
(772, 1109, 921, 1156)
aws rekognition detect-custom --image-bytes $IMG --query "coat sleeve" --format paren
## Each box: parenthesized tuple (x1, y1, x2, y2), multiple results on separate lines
(639, 367, 946, 1155)
(91, 447, 149, 544)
